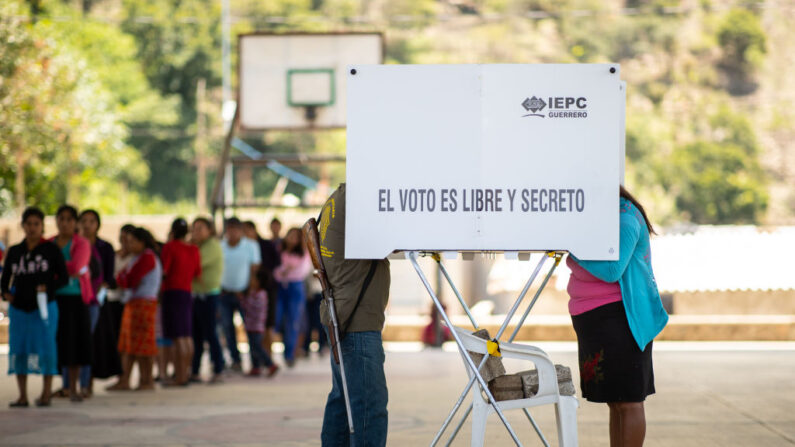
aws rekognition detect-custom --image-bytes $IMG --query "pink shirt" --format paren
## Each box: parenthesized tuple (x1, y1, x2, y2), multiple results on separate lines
(566, 256, 622, 315)
(273, 251, 312, 283)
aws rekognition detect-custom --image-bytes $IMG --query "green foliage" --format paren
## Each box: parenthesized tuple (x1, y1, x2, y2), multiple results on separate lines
(121, 0, 221, 112)
(716, 8, 766, 95)
(717, 8, 766, 74)
(0, 1, 149, 215)
(664, 106, 768, 224)
(118, 0, 223, 202)
(669, 140, 767, 224)
(383, 0, 438, 28)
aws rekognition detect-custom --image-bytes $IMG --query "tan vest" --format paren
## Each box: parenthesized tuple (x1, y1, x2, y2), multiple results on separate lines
(319, 183, 390, 333)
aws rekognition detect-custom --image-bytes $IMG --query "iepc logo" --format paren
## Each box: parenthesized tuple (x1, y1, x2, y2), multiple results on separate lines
(521, 96, 588, 118)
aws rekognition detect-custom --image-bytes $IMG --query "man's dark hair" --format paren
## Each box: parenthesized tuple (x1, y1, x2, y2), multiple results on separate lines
(79, 209, 101, 229)
(243, 220, 258, 231)
(192, 217, 216, 236)
(171, 217, 189, 240)
(225, 217, 242, 228)
(270, 217, 281, 225)
(56, 204, 78, 220)
(21, 207, 45, 224)
(120, 224, 136, 234)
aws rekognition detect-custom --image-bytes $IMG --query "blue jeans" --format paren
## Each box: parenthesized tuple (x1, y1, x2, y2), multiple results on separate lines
(246, 331, 274, 369)
(192, 294, 224, 375)
(322, 331, 388, 447)
(62, 303, 100, 388)
(303, 293, 327, 353)
(218, 292, 243, 365)
(275, 281, 305, 362)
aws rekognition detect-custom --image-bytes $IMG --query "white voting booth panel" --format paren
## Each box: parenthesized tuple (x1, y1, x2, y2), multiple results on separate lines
(238, 33, 383, 130)
(346, 64, 623, 261)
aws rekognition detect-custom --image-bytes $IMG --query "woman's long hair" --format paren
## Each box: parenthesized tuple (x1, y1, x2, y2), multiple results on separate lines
(131, 227, 161, 255)
(619, 186, 656, 235)
(283, 227, 305, 256)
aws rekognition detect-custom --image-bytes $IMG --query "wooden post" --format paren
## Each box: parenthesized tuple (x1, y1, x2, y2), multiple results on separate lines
(210, 104, 239, 216)
(196, 78, 208, 212)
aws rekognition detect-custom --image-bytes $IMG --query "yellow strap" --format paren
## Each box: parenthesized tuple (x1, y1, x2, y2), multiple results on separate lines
(487, 339, 502, 358)
(431, 252, 441, 262)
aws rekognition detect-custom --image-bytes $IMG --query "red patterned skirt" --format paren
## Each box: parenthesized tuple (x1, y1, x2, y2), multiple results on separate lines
(118, 298, 157, 357)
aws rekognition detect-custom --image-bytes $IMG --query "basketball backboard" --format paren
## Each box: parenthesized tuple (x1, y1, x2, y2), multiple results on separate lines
(238, 32, 383, 130)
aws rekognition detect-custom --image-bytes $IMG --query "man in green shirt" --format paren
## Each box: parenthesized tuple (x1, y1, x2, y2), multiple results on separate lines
(319, 183, 391, 447)
(189, 217, 225, 383)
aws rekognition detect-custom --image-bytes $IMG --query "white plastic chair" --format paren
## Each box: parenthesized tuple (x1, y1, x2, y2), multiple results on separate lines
(452, 326, 579, 447)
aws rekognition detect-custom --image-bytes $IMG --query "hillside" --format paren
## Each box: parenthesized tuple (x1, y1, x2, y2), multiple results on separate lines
(1, 0, 792, 225)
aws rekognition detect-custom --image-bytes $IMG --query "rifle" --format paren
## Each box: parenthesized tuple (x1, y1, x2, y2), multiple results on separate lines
(303, 218, 355, 435)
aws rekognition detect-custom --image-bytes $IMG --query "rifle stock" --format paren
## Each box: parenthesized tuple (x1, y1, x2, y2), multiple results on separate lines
(303, 218, 340, 365)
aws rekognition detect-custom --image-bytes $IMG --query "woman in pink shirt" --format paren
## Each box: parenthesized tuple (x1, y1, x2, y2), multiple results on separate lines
(273, 228, 311, 367)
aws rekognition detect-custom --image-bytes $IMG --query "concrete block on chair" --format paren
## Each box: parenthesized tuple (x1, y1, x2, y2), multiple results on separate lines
(487, 373, 524, 401)
(519, 364, 577, 398)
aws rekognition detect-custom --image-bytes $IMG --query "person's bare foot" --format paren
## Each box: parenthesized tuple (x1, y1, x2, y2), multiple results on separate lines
(106, 382, 131, 392)
(135, 383, 156, 391)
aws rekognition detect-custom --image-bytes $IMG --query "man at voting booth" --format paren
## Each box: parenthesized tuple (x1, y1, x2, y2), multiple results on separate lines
(317, 183, 391, 447)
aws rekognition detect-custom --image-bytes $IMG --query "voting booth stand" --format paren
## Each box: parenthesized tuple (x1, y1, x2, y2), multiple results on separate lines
(409, 250, 570, 446)
(346, 64, 626, 446)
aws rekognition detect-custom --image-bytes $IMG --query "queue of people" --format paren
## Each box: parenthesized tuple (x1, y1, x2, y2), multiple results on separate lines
(1, 207, 322, 407)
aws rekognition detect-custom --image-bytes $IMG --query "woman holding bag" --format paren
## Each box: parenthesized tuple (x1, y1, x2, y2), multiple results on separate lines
(1, 207, 69, 407)
(51, 205, 95, 402)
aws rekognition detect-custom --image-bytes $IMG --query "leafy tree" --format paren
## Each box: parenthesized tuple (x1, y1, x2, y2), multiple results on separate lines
(119, 0, 223, 202)
(666, 107, 768, 224)
(0, 1, 149, 215)
(717, 8, 766, 94)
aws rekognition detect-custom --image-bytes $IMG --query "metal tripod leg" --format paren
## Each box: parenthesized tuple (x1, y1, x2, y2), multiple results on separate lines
(410, 251, 525, 446)
(420, 252, 550, 446)
(440, 253, 561, 446)
(434, 254, 479, 329)
(509, 253, 563, 342)
(431, 253, 550, 446)
(523, 409, 551, 447)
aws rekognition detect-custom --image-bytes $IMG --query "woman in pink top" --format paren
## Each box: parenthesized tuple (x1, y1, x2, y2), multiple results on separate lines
(51, 205, 94, 403)
(566, 187, 660, 447)
(273, 228, 311, 367)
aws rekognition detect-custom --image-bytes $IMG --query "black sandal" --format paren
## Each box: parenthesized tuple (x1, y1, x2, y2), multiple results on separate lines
(52, 389, 69, 398)
(35, 398, 51, 407)
(9, 400, 29, 408)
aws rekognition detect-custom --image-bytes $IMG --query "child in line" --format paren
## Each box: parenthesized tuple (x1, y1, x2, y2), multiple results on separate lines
(242, 271, 279, 377)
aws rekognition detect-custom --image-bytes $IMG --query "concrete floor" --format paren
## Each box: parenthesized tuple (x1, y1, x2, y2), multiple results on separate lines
(0, 341, 793, 446)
